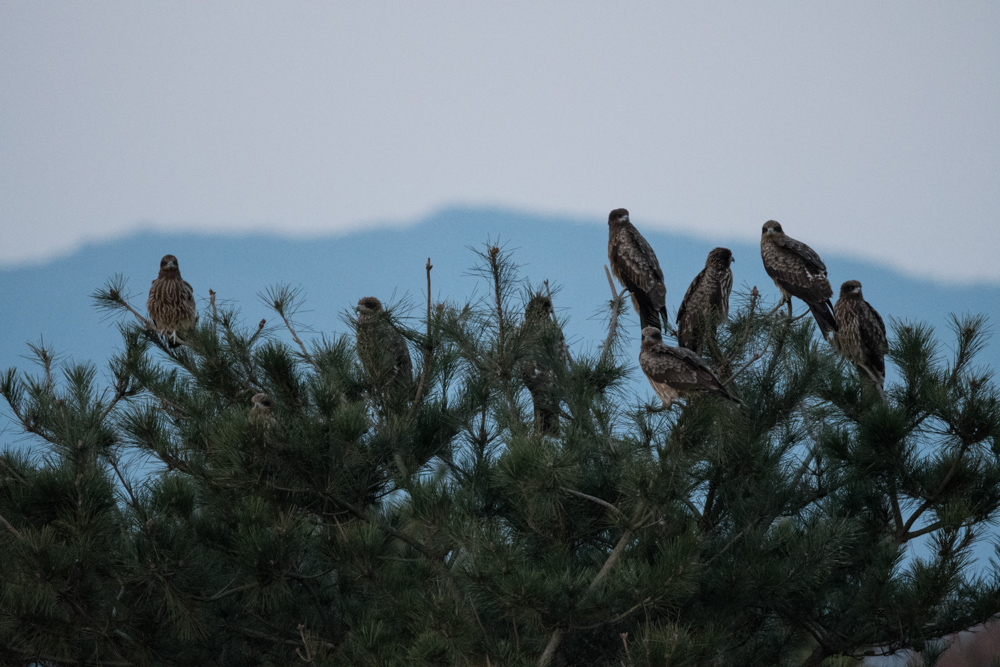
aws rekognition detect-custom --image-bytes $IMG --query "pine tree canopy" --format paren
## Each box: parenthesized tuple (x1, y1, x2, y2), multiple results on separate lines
(2, 244, 999, 667)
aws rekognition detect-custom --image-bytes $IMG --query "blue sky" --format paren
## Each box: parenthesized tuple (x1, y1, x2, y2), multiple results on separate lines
(2, 3, 998, 282)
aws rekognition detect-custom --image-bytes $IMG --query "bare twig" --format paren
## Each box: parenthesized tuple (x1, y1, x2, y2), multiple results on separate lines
(117, 297, 153, 329)
(98, 388, 129, 423)
(37, 344, 56, 395)
(578, 597, 652, 630)
(247, 318, 267, 348)
(543, 280, 557, 327)
(706, 528, 747, 565)
(279, 312, 314, 365)
(684, 497, 705, 524)
(427, 258, 433, 328)
(209, 289, 219, 335)
(791, 443, 819, 492)
(410, 258, 434, 411)
(856, 361, 887, 402)
(561, 487, 627, 521)
(0, 512, 21, 537)
(191, 582, 256, 603)
(725, 350, 765, 385)
(296, 623, 315, 663)
(600, 265, 627, 365)
(489, 246, 507, 364)
(766, 295, 788, 317)
(108, 453, 142, 513)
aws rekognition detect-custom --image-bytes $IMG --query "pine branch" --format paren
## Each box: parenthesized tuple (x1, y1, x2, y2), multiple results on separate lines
(538, 526, 636, 666)
(260, 284, 315, 365)
(108, 452, 142, 514)
(577, 597, 652, 630)
(191, 582, 256, 603)
(900, 440, 973, 539)
(560, 487, 627, 521)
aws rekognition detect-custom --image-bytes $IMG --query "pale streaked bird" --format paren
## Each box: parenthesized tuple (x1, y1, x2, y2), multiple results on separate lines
(832, 280, 888, 389)
(147, 254, 198, 348)
(249, 392, 276, 428)
(355, 296, 412, 389)
(676, 247, 734, 354)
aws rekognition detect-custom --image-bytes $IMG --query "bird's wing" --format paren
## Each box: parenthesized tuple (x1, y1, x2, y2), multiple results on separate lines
(182, 280, 198, 324)
(762, 236, 833, 302)
(772, 234, 827, 274)
(676, 267, 707, 349)
(712, 267, 733, 321)
(859, 301, 888, 375)
(392, 326, 413, 378)
(146, 278, 160, 318)
(610, 224, 665, 294)
(673, 346, 740, 400)
(642, 345, 704, 392)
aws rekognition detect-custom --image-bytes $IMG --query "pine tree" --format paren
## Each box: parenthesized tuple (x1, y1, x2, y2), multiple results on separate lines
(1, 244, 999, 666)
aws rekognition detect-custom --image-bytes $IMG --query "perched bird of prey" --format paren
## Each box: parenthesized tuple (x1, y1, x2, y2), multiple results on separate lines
(355, 296, 413, 389)
(518, 294, 571, 436)
(607, 208, 669, 331)
(832, 280, 888, 389)
(639, 327, 740, 410)
(676, 247, 734, 354)
(249, 392, 276, 428)
(760, 221, 838, 336)
(147, 254, 198, 348)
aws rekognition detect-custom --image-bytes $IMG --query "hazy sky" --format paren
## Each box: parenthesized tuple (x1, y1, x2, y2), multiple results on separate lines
(2, 3, 998, 282)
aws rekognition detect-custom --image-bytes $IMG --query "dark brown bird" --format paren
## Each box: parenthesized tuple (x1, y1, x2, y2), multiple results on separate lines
(639, 327, 740, 410)
(607, 208, 669, 331)
(832, 280, 887, 389)
(760, 220, 838, 336)
(147, 254, 198, 348)
(676, 247, 734, 354)
(355, 296, 412, 389)
(519, 294, 571, 436)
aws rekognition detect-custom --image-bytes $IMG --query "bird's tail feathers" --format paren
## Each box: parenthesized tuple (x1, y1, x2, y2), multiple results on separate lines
(658, 307, 670, 333)
(808, 300, 839, 336)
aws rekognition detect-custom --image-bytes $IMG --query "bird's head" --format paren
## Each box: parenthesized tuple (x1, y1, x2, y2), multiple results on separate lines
(525, 294, 554, 320)
(356, 296, 383, 314)
(159, 255, 180, 273)
(251, 392, 273, 409)
(762, 220, 784, 236)
(708, 247, 734, 267)
(840, 280, 863, 299)
(641, 326, 663, 347)
(608, 208, 630, 225)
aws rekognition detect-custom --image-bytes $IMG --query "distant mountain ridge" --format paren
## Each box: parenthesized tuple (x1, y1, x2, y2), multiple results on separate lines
(1, 206, 998, 410)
